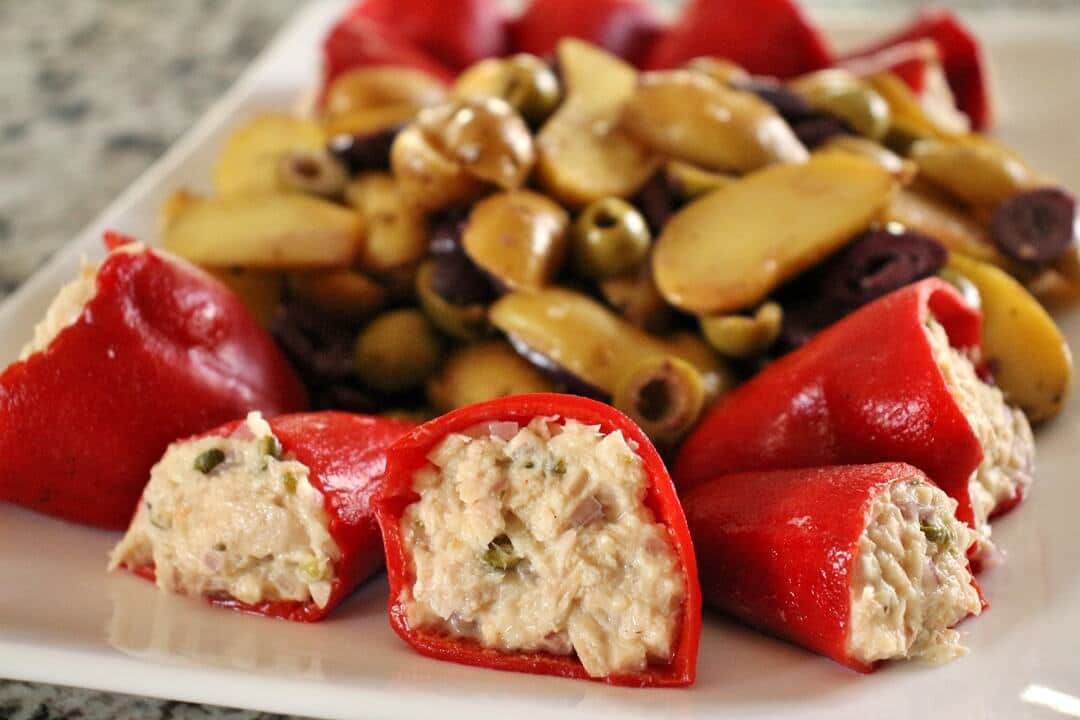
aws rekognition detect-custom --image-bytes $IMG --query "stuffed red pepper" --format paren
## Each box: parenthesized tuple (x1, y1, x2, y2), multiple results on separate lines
(0, 241, 307, 529)
(374, 393, 701, 687)
(675, 278, 1033, 558)
(110, 411, 413, 622)
(684, 462, 983, 672)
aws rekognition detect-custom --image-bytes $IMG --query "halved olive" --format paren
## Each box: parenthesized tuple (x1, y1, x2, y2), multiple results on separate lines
(454, 54, 561, 126)
(613, 356, 706, 447)
(991, 187, 1077, 266)
(700, 302, 783, 358)
(463, 190, 570, 290)
(427, 341, 555, 413)
(571, 197, 651, 280)
(354, 309, 444, 394)
(416, 260, 490, 341)
(278, 150, 348, 198)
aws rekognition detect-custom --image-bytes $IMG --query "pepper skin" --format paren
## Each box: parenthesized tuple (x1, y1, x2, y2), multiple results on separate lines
(0, 243, 308, 529)
(646, 0, 834, 78)
(374, 393, 701, 687)
(682, 462, 983, 673)
(123, 412, 413, 622)
(510, 0, 663, 67)
(839, 39, 938, 96)
(845, 9, 991, 130)
(674, 279, 987, 531)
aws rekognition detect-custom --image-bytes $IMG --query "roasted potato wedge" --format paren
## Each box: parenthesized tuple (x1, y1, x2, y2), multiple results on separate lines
(653, 154, 897, 314)
(164, 193, 363, 270)
(948, 253, 1073, 423)
(214, 115, 326, 196)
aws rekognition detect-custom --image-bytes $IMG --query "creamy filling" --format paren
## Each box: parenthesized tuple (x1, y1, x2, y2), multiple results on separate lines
(18, 260, 99, 361)
(401, 418, 686, 678)
(847, 478, 982, 665)
(926, 318, 1035, 554)
(109, 412, 340, 608)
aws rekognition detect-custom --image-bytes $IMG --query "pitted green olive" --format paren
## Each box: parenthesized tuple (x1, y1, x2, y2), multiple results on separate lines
(490, 287, 729, 397)
(345, 172, 428, 274)
(287, 270, 387, 322)
(621, 70, 808, 173)
(684, 57, 751, 87)
(700, 301, 783, 358)
(790, 69, 891, 141)
(665, 161, 737, 200)
(416, 261, 490, 341)
(816, 136, 916, 184)
(454, 54, 561, 126)
(909, 138, 1036, 208)
(389, 125, 485, 210)
(600, 263, 673, 334)
(613, 356, 706, 447)
(463, 190, 570, 290)
(416, 97, 536, 189)
(354, 309, 445, 394)
(427, 341, 555, 413)
(278, 150, 348, 198)
(571, 197, 651, 279)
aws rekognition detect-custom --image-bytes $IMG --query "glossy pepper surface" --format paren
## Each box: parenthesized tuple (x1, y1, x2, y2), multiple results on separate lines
(682, 462, 983, 673)
(0, 243, 308, 529)
(511, 0, 663, 67)
(374, 393, 701, 687)
(322, 14, 455, 94)
(123, 412, 413, 622)
(674, 279, 987, 530)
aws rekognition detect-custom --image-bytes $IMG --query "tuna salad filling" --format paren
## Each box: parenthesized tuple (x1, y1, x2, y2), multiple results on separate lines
(926, 318, 1035, 551)
(847, 478, 982, 665)
(109, 412, 340, 608)
(400, 418, 686, 678)
(18, 260, 99, 361)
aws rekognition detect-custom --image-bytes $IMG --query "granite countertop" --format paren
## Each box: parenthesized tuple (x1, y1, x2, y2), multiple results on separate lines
(0, 1, 1072, 718)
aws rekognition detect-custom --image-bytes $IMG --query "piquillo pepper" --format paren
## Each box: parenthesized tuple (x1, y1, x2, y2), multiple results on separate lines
(683, 462, 984, 672)
(0, 241, 308, 529)
(674, 279, 1034, 551)
(111, 411, 414, 622)
(374, 393, 701, 687)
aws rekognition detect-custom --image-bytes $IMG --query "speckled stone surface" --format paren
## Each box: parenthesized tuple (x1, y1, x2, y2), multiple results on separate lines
(0, 1, 1072, 718)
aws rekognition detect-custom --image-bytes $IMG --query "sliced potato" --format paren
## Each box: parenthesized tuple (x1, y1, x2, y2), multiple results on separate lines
(653, 154, 897, 314)
(213, 115, 326, 196)
(622, 70, 808, 172)
(164, 193, 363, 270)
(535, 39, 659, 207)
(490, 287, 730, 397)
(345, 172, 428, 275)
(463, 191, 569, 290)
(323, 67, 446, 119)
(947, 253, 1073, 423)
(286, 270, 387, 322)
(209, 268, 283, 328)
(815, 135, 916, 184)
(427, 341, 555, 413)
(884, 185, 1011, 268)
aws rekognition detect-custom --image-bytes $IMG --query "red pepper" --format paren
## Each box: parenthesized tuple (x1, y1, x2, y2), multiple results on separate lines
(646, 0, 833, 78)
(682, 462, 983, 673)
(838, 38, 939, 95)
(322, 14, 455, 98)
(122, 412, 413, 622)
(0, 243, 308, 529)
(510, 0, 663, 67)
(674, 279, 987, 532)
(345, 0, 508, 72)
(846, 9, 991, 130)
(374, 393, 701, 687)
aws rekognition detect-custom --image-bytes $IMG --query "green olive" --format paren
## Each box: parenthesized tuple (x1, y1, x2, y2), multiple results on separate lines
(613, 356, 706, 447)
(354, 309, 445, 394)
(790, 70, 891, 141)
(572, 198, 652, 279)
(415, 261, 490, 341)
(427, 341, 555, 413)
(700, 301, 783, 358)
(455, 55, 561, 126)
(278, 150, 348, 198)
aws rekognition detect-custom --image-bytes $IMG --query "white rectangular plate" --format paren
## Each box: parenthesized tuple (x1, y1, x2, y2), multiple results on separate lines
(2, 3, 1079, 719)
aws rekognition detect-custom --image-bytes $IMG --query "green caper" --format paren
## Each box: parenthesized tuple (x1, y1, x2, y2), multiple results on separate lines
(482, 534, 522, 571)
(613, 356, 706, 447)
(258, 435, 282, 460)
(920, 523, 952, 547)
(278, 150, 348, 198)
(699, 302, 783, 358)
(282, 472, 298, 494)
(415, 262, 490, 341)
(193, 448, 226, 475)
(572, 198, 652, 280)
(937, 268, 982, 309)
(354, 309, 445, 394)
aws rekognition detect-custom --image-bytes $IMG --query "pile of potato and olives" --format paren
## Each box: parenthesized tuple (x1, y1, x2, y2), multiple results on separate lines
(160, 38, 1075, 447)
